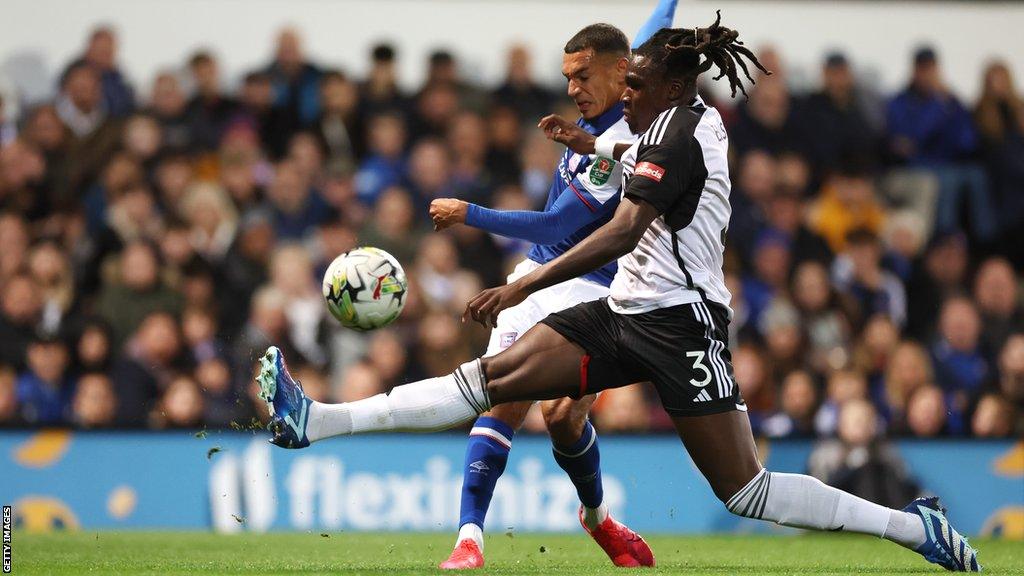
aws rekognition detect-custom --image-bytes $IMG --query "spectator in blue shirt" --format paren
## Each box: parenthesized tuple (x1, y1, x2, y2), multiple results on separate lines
(931, 296, 989, 397)
(833, 228, 907, 329)
(16, 334, 75, 425)
(887, 47, 976, 166)
(354, 113, 407, 204)
(265, 159, 329, 240)
(762, 370, 819, 439)
(263, 28, 322, 129)
(887, 46, 996, 241)
(742, 229, 792, 329)
(61, 27, 135, 118)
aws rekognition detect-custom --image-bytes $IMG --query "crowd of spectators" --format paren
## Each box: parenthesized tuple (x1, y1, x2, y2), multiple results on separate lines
(0, 25, 1021, 441)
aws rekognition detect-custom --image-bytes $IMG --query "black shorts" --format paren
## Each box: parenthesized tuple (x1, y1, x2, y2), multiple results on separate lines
(540, 298, 746, 417)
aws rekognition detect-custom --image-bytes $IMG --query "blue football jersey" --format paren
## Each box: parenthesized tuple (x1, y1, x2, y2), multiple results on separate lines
(527, 103, 632, 287)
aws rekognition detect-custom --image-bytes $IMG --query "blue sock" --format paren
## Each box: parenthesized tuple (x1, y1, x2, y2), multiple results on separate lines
(551, 420, 603, 509)
(458, 416, 514, 529)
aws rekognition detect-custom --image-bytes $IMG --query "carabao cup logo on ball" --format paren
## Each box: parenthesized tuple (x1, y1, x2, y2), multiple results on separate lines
(323, 247, 408, 331)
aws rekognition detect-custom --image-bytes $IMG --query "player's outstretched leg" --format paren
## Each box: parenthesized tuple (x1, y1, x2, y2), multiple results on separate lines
(544, 398, 654, 567)
(440, 403, 533, 570)
(259, 324, 586, 443)
(673, 411, 981, 573)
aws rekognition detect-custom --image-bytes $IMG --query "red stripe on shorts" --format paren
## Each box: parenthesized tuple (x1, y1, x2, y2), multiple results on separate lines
(579, 354, 591, 397)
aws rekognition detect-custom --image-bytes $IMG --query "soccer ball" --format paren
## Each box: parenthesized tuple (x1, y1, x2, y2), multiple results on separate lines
(322, 247, 408, 331)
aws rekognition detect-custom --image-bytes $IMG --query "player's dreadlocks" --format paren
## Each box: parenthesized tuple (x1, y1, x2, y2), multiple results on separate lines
(634, 10, 771, 98)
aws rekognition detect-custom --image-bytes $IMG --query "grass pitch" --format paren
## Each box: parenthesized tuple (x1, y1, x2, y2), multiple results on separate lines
(13, 532, 1024, 575)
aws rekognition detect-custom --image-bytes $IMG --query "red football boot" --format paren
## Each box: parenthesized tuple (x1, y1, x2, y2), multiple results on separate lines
(578, 506, 656, 567)
(438, 539, 485, 570)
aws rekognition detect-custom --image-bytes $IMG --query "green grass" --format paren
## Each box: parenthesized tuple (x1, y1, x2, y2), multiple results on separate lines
(12, 532, 1024, 575)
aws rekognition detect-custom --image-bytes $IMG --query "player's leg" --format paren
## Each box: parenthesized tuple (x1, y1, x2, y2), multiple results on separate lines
(260, 321, 588, 448)
(444, 277, 548, 568)
(637, 301, 916, 541)
(672, 410, 980, 571)
(542, 396, 605, 523)
(620, 300, 979, 572)
(442, 401, 533, 569)
(542, 396, 655, 568)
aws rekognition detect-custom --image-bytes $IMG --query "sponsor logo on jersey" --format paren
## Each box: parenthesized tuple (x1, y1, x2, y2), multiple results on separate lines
(635, 161, 665, 182)
(589, 157, 615, 186)
(500, 332, 517, 348)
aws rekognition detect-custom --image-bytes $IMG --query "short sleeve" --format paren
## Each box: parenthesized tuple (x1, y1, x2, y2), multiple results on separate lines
(624, 138, 690, 215)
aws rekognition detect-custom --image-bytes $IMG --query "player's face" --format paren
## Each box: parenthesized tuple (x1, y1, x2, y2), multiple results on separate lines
(621, 55, 665, 134)
(562, 48, 627, 120)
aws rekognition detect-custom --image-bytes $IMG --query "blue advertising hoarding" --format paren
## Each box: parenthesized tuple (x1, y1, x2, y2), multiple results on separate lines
(1, 431, 1021, 537)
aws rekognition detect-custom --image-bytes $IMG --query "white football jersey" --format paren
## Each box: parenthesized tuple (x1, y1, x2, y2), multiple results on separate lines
(608, 96, 733, 317)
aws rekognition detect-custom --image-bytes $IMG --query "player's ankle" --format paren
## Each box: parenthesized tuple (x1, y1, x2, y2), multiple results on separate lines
(582, 503, 609, 530)
(883, 510, 926, 550)
(457, 523, 484, 550)
(305, 400, 354, 442)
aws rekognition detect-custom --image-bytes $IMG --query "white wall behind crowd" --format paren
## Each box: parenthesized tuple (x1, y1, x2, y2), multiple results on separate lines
(1, 0, 1022, 107)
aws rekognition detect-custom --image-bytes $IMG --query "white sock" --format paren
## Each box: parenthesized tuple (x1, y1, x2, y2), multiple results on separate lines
(581, 502, 609, 530)
(884, 509, 927, 549)
(306, 398, 357, 442)
(305, 360, 491, 442)
(727, 469, 903, 541)
(457, 522, 484, 550)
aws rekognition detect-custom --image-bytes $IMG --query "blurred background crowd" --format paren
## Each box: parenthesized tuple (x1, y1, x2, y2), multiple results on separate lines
(0, 25, 1021, 449)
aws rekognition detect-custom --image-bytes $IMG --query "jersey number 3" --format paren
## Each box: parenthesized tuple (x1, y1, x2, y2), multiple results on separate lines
(686, 351, 712, 387)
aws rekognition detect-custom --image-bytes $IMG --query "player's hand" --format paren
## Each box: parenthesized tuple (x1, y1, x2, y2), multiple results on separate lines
(463, 282, 529, 328)
(429, 198, 469, 231)
(538, 114, 596, 155)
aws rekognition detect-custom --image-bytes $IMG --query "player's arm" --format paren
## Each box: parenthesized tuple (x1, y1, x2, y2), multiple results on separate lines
(464, 195, 656, 326)
(429, 184, 610, 244)
(466, 139, 686, 327)
(431, 155, 623, 242)
(633, 0, 679, 48)
(517, 195, 656, 291)
(538, 115, 632, 160)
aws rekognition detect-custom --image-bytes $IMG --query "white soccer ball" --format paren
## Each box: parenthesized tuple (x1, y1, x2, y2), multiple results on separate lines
(322, 247, 408, 331)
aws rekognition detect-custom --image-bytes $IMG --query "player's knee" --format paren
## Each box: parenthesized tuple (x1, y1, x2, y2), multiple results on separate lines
(542, 401, 586, 445)
(480, 356, 512, 401)
(483, 402, 532, 430)
(480, 354, 517, 383)
(481, 361, 520, 406)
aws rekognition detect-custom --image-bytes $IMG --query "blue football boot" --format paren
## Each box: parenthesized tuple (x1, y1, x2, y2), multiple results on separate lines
(905, 496, 981, 572)
(257, 346, 312, 449)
